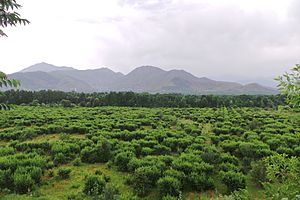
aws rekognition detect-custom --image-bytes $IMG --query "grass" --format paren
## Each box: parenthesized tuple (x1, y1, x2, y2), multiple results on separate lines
(27, 133, 86, 143)
(183, 174, 264, 200)
(0, 195, 50, 200)
(0, 140, 8, 147)
(1, 164, 264, 200)
(38, 163, 132, 200)
(245, 174, 265, 199)
(1, 163, 133, 200)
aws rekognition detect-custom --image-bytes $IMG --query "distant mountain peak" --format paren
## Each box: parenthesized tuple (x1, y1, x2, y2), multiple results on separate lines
(92, 67, 122, 74)
(21, 62, 75, 73)
(131, 66, 166, 73)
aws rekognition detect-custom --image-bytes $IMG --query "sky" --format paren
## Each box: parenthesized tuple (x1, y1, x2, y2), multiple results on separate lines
(0, 0, 299, 86)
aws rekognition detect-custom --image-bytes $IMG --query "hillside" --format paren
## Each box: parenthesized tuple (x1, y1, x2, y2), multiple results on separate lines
(9, 63, 278, 94)
(0, 106, 299, 199)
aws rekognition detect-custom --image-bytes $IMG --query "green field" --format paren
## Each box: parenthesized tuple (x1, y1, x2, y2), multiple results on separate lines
(0, 106, 300, 200)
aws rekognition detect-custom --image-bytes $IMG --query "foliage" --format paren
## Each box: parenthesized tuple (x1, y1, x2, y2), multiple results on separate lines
(0, 72, 20, 109)
(80, 141, 111, 164)
(60, 99, 73, 108)
(0, 0, 30, 37)
(0, 90, 286, 108)
(83, 175, 106, 196)
(157, 176, 181, 198)
(99, 183, 120, 200)
(72, 158, 81, 166)
(114, 151, 135, 172)
(221, 171, 246, 193)
(263, 153, 300, 199)
(276, 64, 300, 107)
(250, 160, 267, 187)
(0, 106, 299, 199)
(58, 168, 71, 179)
(222, 189, 251, 200)
(130, 166, 161, 196)
(13, 173, 34, 194)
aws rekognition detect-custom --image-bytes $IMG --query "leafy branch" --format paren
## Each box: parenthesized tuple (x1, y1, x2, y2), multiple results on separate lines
(0, 0, 30, 36)
(275, 64, 300, 108)
(0, 71, 20, 109)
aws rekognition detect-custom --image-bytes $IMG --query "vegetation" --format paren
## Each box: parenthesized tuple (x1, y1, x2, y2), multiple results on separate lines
(0, 72, 20, 109)
(0, 90, 286, 108)
(276, 64, 300, 108)
(1, 0, 298, 199)
(0, 105, 299, 199)
(0, 0, 30, 37)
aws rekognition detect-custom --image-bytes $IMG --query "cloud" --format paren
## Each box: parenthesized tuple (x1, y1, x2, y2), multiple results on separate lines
(118, 0, 173, 10)
(95, 0, 300, 79)
(0, 0, 299, 86)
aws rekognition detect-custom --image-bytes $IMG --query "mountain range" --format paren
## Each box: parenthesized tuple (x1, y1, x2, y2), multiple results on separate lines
(7, 63, 278, 95)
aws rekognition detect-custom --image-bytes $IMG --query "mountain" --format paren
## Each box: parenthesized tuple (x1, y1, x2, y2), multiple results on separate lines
(11, 71, 94, 92)
(8, 63, 278, 94)
(21, 62, 75, 73)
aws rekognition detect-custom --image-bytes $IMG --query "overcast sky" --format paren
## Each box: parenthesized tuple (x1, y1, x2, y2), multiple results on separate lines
(0, 0, 299, 85)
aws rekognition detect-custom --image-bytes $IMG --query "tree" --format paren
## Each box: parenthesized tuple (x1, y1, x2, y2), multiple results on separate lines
(60, 99, 73, 107)
(0, 71, 20, 109)
(0, 0, 30, 37)
(276, 64, 300, 107)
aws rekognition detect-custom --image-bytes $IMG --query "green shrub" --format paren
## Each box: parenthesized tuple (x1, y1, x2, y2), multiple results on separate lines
(13, 173, 34, 194)
(0, 169, 13, 190)
(162, 195, 178, 200)
(114, 151, 135, 172)
(80, 141, 111, 164)
(53, 153, 67, 166)
(220, 162, 240, 173)
(83, 175, 106, 196)
(73, 158, 82, 166)
(131, 166, 161, 196)
(0, 147, 15, 156)
(250, 160, 267, 187)
(188, 172, 214, 191)
(58, 168, 71, 179)
(221, 171, 246, 193)
(80, 146, 95, 163)
(48, 170, 54, 177)
(14, 167, 43, 184)
(157, 176, 181, 197)
(96, 140, 111, 163)
(223, 189, 251, 200)
(100, 183, 120, 200)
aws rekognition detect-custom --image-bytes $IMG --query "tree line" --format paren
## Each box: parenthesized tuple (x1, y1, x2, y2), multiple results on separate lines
(0, 90, 286, 108)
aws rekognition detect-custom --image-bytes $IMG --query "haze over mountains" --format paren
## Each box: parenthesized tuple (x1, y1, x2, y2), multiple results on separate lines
(8, 63, 278, 95)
